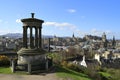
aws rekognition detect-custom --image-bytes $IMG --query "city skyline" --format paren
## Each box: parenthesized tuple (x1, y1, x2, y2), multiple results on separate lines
(0, 0, 120, 39)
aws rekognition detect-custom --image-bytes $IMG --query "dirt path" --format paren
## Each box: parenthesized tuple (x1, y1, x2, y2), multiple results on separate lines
(0, 73, 62, 80)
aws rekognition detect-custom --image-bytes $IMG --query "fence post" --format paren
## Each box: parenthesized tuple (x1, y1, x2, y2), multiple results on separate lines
(28, 63, 31, 74)
(11, 60, 15, 73)
(45, 56, 48, 71)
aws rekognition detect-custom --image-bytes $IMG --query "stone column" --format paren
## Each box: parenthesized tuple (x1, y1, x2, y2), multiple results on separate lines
(35, 27, 38, 48)
(23, 26, 28, 48)
(48, 38, 50, 52)
(24, 27, 27, 48)
(39, 27, 42, 48)
(30, 27, 33, 48)
(23, 26, 26, 48)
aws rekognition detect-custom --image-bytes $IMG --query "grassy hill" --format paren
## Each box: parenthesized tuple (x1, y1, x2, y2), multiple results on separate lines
(56, 65, 92, 80)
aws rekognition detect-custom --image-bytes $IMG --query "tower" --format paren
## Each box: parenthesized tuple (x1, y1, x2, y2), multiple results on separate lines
(112, 36, 116, 49)
(72, 33, 75, 38)
(102, 32, 106, 42)
(102, 32, 107, 49)
(17, 13, 45, 66)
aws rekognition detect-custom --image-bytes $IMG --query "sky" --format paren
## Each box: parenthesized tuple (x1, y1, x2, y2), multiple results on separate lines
(0, 0, 120, 39)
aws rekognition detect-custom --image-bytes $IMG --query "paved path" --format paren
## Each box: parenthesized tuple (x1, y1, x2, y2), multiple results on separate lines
(0, 73, 61, 80)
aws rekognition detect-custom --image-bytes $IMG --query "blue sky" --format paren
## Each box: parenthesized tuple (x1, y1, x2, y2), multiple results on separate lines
(0, 0, 120, 39)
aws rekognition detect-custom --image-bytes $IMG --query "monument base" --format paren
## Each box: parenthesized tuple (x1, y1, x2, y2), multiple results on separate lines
(17, 48, 46, 65)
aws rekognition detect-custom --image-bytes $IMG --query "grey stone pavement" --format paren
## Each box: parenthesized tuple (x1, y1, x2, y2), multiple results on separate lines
(0, 73, 61, 80)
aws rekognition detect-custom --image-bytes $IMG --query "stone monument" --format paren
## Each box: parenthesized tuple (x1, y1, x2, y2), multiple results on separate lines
(17, 13, 46, 71)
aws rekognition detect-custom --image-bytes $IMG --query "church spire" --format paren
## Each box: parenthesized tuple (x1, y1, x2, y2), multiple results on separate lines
(112, 36, 116, 49)
(72, 33, 75, 38)
(113, 36, 115, 41)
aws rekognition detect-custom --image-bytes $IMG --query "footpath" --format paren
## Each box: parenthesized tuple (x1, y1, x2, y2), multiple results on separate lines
(0, 73, 62, 80)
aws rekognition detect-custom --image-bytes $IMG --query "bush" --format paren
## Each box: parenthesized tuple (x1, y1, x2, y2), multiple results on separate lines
(61, 61, 68, 67)
(47, 53, 63, 64)
(67, 63, 79, 71)
(106, 68, 120, 80)
(66, 63, 102, 80)
(60, 61, 105, 80)
(67, 62, 74, 68)
(0, 55, 10, 66)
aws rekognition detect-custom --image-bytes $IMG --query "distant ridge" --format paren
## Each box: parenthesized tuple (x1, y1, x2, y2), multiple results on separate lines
(1, 33, 118, 40)
(0, 33, 55, 39)
(1, 33, 23, 38)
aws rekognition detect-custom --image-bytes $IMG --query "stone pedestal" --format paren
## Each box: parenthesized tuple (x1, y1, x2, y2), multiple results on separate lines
(17, 48, 46, 65)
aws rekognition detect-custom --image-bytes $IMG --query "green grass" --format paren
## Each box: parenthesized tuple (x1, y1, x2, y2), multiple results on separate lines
(0, 67, 28, 75)
(98, 68, 120, 80)
(99, 72, 111, 77)
(56, 65, 92, 80)
(0, 67, 12, 74)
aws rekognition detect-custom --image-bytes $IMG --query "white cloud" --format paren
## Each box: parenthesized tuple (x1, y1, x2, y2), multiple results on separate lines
(43, 22, 76, 30)
(43, 22, 116, 39)
(0, 19, 2, 23)
(43, 21, 90, 37)
(16, 19, 21, 23)
(91, 28, 98, 33)
(0, 19, 4, 24)
(0, 20, 9, 24)
(105, 30, 112, 34)
(76, 30, 87, 37)
(44, 22, 69, 27)
(0, 31, 5, 34)
(91, 28, 104, 36)
(67, 9, 76, 13)
(90, 28, 115, 39)
(0, 29, 22, 35)
(75, 27, 118, 39)
(0, 30, 11, 35)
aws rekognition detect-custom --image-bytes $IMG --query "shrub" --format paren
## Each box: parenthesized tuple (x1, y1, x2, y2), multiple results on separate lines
(0, 55, 10, 66)
(99, 67, 107, 72)
(47, 53, 63, 64)
(67, 62, 74, 68)
(61, 61, 67, 67)
(60, 61, 104, 80)
(67, 62, 78, 71)
(106, 68, 120, 80)
(66, 63, 102, 80)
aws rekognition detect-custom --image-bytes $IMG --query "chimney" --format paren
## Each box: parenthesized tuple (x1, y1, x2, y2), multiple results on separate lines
(31, 13, 34, 18)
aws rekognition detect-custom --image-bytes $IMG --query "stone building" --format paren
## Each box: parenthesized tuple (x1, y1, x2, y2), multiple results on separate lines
(101, 32, 108, 49)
